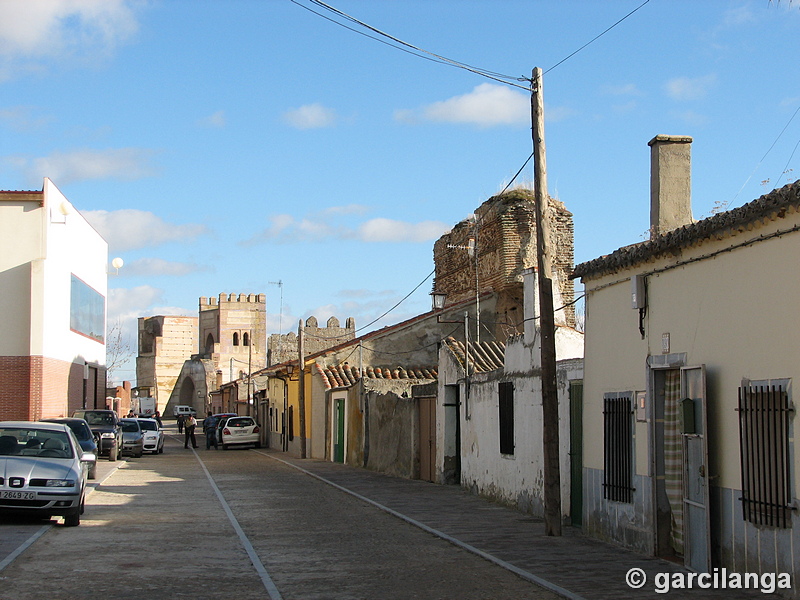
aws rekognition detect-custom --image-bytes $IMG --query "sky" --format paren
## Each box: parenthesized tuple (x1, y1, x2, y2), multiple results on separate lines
(1, 0, 798, 384)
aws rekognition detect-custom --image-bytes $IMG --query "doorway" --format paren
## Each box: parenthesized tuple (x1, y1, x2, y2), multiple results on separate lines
(418, 396, 436, 482)
(652, 365, 709, 571)
(333, 397, 345, 463)
(569, 380, 583, 527)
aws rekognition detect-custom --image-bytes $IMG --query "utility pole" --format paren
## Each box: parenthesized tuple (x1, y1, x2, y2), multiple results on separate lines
(531, 67, 562, 536)
(297, 319, 307, 459)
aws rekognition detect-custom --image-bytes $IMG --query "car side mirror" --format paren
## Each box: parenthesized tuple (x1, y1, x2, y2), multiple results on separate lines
(81, 453, 97, 463)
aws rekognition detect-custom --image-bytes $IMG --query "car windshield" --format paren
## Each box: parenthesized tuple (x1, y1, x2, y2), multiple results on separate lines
(0, 427, 74, 459)
(137, 421, 158, 431)
(66, 422, 93, 441)
(120, 421, 140, 433)
(81, 412, 116, 426)
(227, 418, 255, 428)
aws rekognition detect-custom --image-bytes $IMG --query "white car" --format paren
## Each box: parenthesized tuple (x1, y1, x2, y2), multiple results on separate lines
(135, 418, 164, 454)
(220, 417, 261, 450)
(0, 421, 94, 526)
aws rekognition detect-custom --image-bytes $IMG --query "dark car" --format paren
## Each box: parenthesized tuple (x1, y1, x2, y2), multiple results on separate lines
(41, 418, 98, 479)
(72, 410, 122, 462)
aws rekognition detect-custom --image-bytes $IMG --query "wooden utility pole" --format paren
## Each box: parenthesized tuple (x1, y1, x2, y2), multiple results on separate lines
(298, 319, 307, 458)
(531, 67, 562, 536)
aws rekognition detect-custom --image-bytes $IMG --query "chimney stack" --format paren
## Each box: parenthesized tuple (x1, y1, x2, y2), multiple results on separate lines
(649, 135, 693, 236)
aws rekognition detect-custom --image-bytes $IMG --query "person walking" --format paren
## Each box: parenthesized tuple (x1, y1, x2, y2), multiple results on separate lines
(177, 413, 185, 434)
(204, 412, 218, 450)
(184, 414, 198, 449)
(153, 411, 163, 428)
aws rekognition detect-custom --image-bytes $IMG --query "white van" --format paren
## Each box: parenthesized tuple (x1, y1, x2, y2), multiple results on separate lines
(173, 405, 197, 418)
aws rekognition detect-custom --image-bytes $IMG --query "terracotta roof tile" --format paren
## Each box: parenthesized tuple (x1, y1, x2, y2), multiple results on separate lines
(315, 362, 438, 390)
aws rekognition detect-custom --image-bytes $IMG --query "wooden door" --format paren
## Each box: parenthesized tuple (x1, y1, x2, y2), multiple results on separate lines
(419, 396, 436, 482)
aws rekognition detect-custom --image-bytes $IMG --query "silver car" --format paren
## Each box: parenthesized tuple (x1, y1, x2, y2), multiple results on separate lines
(0, 421, 94, 526)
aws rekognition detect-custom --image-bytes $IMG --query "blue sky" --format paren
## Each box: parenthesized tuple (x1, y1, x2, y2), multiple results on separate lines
(1, 0, 798, 383)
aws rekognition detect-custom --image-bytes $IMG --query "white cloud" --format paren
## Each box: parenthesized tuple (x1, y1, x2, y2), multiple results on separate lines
(119, 257, 210, 278)
(396, 83, 529, 128)
(0, 0, 139, 80)
(283, 103, 338, 129)
(198, 110, 226, 128)
(358, 218, 449, 243)
(665, 74, 717, 101)
(244, 211, 449, 245)
(0, 106, 52, 132)
(108, 284, 164, 322)
(5, 147, 159, 185)
(83, 209, 209, 252)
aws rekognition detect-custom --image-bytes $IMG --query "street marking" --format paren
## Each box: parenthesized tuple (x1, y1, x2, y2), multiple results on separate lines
(0, 525, 49, 573)
(256, 451, 585, 600)
(191, 448, 283, 600)
(0, 458, 124, 573)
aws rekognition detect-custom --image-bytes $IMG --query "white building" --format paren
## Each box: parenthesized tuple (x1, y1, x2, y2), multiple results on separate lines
(0, 178, 108, 419)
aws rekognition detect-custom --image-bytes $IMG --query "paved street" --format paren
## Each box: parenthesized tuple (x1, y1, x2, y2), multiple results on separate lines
(0, 427, 774, 600)
(0, 430, 557, 600)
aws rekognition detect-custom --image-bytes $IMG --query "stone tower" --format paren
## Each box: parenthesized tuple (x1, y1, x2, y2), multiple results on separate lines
(199, 293, 267, 383)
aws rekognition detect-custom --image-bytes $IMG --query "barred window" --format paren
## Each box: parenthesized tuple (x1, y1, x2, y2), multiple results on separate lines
(499, 382, 514, 455)
(604, 392, 634, 503)
(738, 382, 794, 528)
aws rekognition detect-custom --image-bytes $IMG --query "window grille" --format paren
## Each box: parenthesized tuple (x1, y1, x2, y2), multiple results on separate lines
(737, 384, 794, 528)
(603, 393, 634, 503)
(499, 382, 514, 455)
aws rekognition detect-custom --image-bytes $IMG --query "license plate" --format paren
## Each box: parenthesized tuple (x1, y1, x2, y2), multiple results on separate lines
(234, 429, 247, 434)
(1, 491, 36, 500)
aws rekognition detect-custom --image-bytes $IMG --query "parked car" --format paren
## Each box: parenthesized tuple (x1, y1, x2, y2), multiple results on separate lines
(220, 416, 260, 450)
(119, 419, 144, 458)
(173, 405, 197, 418)
(214, 415, 236, 445)
(41, 418, 98, 479)
(0, 421, 94, 526)
(72, 409, 122, 462)
(135, 418, 164, 454)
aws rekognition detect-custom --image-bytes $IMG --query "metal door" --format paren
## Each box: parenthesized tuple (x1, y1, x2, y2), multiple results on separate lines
(569, 381, 584, 527)
(333, 398, 345, 463)
(419, 396, 436, 482)
(681, 365, 710, 572)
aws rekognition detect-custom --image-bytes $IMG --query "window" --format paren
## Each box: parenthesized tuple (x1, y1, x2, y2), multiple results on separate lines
(603, 392, 634, 503)
(233, 332, 239, 346)
(243, 332, 250, 346)
(499, 381, 514, 455)
(738, 381, 793, 528)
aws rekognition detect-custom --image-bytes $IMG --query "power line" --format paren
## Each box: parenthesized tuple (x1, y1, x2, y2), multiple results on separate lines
(544, 0, 651, 74)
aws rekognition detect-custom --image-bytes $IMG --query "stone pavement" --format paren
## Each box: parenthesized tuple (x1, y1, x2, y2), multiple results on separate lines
(262, 451, 776, 600)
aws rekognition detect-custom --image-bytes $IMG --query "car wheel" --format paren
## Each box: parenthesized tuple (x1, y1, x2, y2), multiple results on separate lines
(108, 447, 116, 462)
(88, 464, 96, 480)
(135, 450, 143, 458)
(64, 507, 81, 527)
(223, 444, 228, 450)
(255, 442, 261, 449)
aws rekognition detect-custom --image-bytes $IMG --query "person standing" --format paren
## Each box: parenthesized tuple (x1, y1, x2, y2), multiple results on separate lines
(177, 413, 185, 434)
(153, 411, 163, 428)
(204, 412, 218, 450)
(184, 413, 198, 449)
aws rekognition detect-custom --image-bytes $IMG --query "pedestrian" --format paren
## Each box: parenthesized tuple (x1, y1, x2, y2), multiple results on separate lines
(126, 409, 135, 418)
(204, 412, 218, 450)
(184, 413, 198, 449)
(177, 413, 185, 434)
(153, 411, 163, 428)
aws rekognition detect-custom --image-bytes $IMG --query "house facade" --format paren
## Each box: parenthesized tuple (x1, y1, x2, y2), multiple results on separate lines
(0, 178, 108, 419)
(573, 136, 798, 593)
(437, 267, 584, 518)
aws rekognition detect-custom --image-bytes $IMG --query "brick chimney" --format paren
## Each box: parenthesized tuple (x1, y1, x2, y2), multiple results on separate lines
(649, 135, 693, 236)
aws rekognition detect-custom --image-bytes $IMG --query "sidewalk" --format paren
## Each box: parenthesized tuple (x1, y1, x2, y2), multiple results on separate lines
(264, 451, 771, 600)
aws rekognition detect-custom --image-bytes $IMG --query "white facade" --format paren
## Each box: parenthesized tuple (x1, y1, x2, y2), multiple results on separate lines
(437, 268, 584, 518)
(0, 178, 108, 419)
